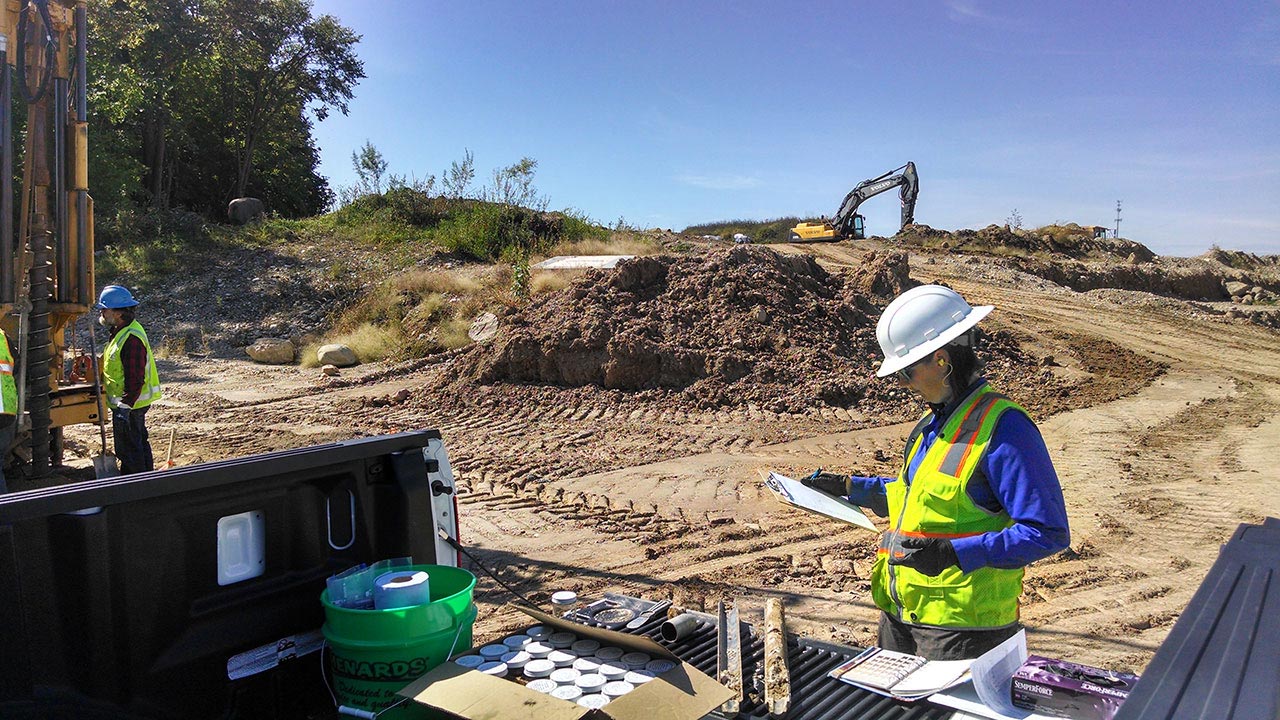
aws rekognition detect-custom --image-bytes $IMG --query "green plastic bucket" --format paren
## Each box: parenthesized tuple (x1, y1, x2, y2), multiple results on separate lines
(322, 564, 477, 715)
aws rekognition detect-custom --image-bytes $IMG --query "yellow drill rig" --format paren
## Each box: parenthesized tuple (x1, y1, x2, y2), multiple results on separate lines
(0, 0, 99, 478)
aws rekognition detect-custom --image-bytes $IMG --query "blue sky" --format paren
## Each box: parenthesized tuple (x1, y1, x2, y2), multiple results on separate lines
(309, 1, 1279, 256)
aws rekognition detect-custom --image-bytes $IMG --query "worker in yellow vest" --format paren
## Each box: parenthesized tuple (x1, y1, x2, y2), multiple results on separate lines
(96, 285, 162, 474)
(0, 327, 16, 492)
(804, 285, 1069, 660)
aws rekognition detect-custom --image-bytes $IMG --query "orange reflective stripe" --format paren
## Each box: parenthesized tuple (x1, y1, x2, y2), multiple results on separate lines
(896, 528, 986, 540)
(951, 398, 1005, 476)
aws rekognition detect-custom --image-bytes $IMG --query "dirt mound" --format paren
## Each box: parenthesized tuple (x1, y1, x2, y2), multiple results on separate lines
(897, 223, 1157, 264)
(465, 246, 1050, 413)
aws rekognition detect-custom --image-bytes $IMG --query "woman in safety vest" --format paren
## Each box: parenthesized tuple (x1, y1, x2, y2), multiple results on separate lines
(0, 327, 16, 492)
(803, 285, 1069, 660)
(96, 285, 162, 474)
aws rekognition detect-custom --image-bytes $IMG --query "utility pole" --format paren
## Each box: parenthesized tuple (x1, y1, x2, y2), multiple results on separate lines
(1114, 200, 1122, 238)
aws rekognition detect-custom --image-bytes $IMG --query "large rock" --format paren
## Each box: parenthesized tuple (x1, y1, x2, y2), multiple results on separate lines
(246, 338, 295, 364)
(317, 343, 358, 367)
(227, 197, 265, 225)
(1224, 280, 1251, 297)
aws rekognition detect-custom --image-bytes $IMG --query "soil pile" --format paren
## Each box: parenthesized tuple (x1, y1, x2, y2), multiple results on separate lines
(467, 245, 1054, 414)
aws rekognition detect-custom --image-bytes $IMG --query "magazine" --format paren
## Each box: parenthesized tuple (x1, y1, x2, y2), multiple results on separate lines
(828, 646, 972, 701)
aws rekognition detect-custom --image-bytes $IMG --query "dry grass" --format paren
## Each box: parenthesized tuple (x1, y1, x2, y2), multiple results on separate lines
(437, 319, 474, 349)
(531, 269, 586, 295)
(543, 232, 659, 258)
(300, 323, 400, 367)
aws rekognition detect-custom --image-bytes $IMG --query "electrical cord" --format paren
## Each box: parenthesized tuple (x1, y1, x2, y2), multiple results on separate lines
(436, 529, 543, 609)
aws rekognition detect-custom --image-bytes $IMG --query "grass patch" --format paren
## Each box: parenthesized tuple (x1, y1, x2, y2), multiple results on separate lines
(531, 269, 585, 295)
(300, 323, 400, 367)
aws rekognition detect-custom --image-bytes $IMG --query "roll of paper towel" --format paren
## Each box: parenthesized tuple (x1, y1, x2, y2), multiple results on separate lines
(372, 570, 431, 610)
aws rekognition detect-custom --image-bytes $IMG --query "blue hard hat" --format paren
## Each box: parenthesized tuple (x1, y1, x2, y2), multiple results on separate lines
(95, 285, 140, 310)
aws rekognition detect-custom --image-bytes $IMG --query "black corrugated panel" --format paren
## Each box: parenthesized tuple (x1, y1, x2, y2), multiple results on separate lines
(1114, 517, 1280, 720)
(616, 604, 950, 720)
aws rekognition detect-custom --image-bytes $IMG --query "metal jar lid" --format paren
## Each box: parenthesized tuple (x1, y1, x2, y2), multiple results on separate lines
(570, 639, 601, 655)
(548, 631, 578, 649)
(524, 641, 555, 658)
(572, 656, 601, 673)
(575, 673, 607, 692)
(594, 646, 625, 662)
(479, 644, 508, 659)
(525, 625, 554, 640)
(577, 694, 610, 709)
(550, 667, 581, 685)
(453, 654, 485, 669)
(551, 685, 583, 701)
(621, 652, 651, 668)
(625, 670, 657, 684)
(598, 662, 628, 680)
(602, 680, 635, 698)
(477, 661, 507, 678)
(500, 650, 531, 669)
(502, 634, 531, 648)
(527, 678, 558, 694)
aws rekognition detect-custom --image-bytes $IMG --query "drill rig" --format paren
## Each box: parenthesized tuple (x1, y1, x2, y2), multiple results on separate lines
(0, 0, 98, 479)
(790, 162, 919, 242)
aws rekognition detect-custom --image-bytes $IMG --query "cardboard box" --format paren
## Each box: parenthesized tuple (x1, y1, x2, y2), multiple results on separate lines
(399, 604, 734, 719)
(1011, 655, 1139, 720)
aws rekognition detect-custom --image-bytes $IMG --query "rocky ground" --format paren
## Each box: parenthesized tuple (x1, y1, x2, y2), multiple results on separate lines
(47, 226, 1280, 676)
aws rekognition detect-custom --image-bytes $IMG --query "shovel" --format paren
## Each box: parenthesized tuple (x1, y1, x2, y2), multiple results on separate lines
(86, 316, 119, 478)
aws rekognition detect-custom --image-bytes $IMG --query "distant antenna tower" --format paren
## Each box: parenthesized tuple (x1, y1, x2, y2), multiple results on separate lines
(1114, 200, 1122, 238)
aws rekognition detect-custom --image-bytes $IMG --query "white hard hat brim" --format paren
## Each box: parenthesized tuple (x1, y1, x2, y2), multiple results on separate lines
(875, 304, 993, 378)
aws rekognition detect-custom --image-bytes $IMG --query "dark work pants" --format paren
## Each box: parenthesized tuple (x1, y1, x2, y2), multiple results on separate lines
(112, 406, 153, 474)
(878, 611, 1021, 660)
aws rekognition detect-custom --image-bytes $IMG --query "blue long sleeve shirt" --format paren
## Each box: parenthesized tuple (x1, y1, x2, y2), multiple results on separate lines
(847, 381, 1070, 572)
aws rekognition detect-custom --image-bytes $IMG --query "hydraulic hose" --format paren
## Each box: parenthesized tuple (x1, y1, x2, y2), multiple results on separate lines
(16, 0, 55, 105)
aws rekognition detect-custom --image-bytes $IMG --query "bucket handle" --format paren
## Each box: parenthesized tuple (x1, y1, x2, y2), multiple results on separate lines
(326, 488, 357, 551)
(447, 603, 480, 660)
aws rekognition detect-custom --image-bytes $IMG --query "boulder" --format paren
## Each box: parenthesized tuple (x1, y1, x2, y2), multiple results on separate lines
(317, 343, 358, 367)
(245, 338, 295, 364)
(227, 197, 265, 225)
(1224, 280, 1251, 297)
(321, 364, 340, 376)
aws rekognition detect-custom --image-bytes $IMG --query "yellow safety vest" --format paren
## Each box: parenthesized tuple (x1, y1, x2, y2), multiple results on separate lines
(871, 384, 1026, 629)
(0, 329, 15, 416)
(103, 320, 162, 409)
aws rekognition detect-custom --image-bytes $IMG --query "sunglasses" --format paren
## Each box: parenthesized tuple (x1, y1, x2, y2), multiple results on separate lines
(896, 356, 929, 382)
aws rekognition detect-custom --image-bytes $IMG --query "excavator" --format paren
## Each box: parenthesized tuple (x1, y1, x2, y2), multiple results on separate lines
(790, 161, 919, 242)
(0, 0, 99, 479)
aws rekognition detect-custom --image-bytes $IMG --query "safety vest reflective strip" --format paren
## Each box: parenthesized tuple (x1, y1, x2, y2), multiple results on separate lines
(0, 332, 14, 416)
(103, 321, 162, 409)
(870, 385, 1026, 630)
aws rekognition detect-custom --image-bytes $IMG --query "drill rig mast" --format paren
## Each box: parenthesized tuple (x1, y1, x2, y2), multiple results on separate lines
(0, 0, 98, 479)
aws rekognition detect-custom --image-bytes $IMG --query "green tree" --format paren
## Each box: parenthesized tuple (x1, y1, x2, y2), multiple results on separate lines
(352, 140, 387, 194)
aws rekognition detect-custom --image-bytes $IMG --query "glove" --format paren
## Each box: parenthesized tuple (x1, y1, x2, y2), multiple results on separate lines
(888, 537, 959, 577)
(801, 469, 850, 497)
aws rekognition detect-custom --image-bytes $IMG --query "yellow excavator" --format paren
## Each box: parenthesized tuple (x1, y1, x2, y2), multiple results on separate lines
(790, 162, 919, 242)
(0, 0, 99, 478)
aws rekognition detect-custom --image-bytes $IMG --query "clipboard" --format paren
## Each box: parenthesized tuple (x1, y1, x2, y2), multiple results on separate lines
(760, 470, 877, 532)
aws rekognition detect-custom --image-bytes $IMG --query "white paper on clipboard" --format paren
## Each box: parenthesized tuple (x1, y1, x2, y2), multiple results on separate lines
(761, 471, 877, 532)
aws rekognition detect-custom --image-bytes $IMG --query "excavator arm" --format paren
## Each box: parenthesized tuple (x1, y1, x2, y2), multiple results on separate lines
(790, 161, 919, 242)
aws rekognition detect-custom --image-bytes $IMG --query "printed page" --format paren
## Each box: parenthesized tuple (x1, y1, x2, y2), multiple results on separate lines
(970, 629, 1028, 716)
(890, 659, 972, 697)
(761, 471, 877, 532)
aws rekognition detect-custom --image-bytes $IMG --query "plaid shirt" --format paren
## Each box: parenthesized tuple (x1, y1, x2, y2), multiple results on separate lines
(110, 326, 149, 408)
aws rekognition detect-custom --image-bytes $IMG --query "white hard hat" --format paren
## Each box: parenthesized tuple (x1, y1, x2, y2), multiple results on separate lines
(875, 285, 993, 378)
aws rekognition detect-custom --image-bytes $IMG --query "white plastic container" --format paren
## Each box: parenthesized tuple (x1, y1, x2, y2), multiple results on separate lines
(620, 651, 651, 669)
(524, 641, 554, 659)
(477, 661, 507, 678)
(570, 639, 601, 655)
(453, 654, 485, 669)
(594, 646, 625, 662)
(572, 656, 601, 673)
(602, 680, 635, 698)
(577, 694, 610, 709)
(598, 662, 628, 680)
(625, 670, 656, 684)
(478, 644, 508, 659)
(550, 667, 581, 685)
(500, 650, 531, 670)
(547, 650, 576, 668)
(525, 625, 554, 640)
(523, 658, 556, 679)
(527, 678, 558, 694)
(502, 634, 531, 649)
(551, 685, 583, 701)
(575, 673, 607, 693)
(645, 658, 677, 674)
(548, 631, 577, 649)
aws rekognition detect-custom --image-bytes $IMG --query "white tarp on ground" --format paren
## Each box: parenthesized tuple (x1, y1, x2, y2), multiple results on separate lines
(532, 255, 635, 270)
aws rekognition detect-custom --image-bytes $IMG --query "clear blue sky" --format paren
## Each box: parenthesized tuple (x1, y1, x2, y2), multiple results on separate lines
(310, 1, 1279, 256)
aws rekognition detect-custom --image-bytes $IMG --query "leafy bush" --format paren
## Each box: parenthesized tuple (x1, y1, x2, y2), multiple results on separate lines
(683, 216, 815, 242)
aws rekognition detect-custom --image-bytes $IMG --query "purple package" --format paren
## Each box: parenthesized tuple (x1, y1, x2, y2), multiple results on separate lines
(1010, 655, 1140, 720)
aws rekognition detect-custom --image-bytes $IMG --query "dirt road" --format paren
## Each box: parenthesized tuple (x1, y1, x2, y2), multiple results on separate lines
(63, 241, 1280, 673)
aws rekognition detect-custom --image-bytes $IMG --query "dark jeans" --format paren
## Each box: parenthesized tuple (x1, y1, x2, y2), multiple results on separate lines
(0, 419, 13, 492)
(112, 406, 153, 474)
(878, 611, 1021, 661)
